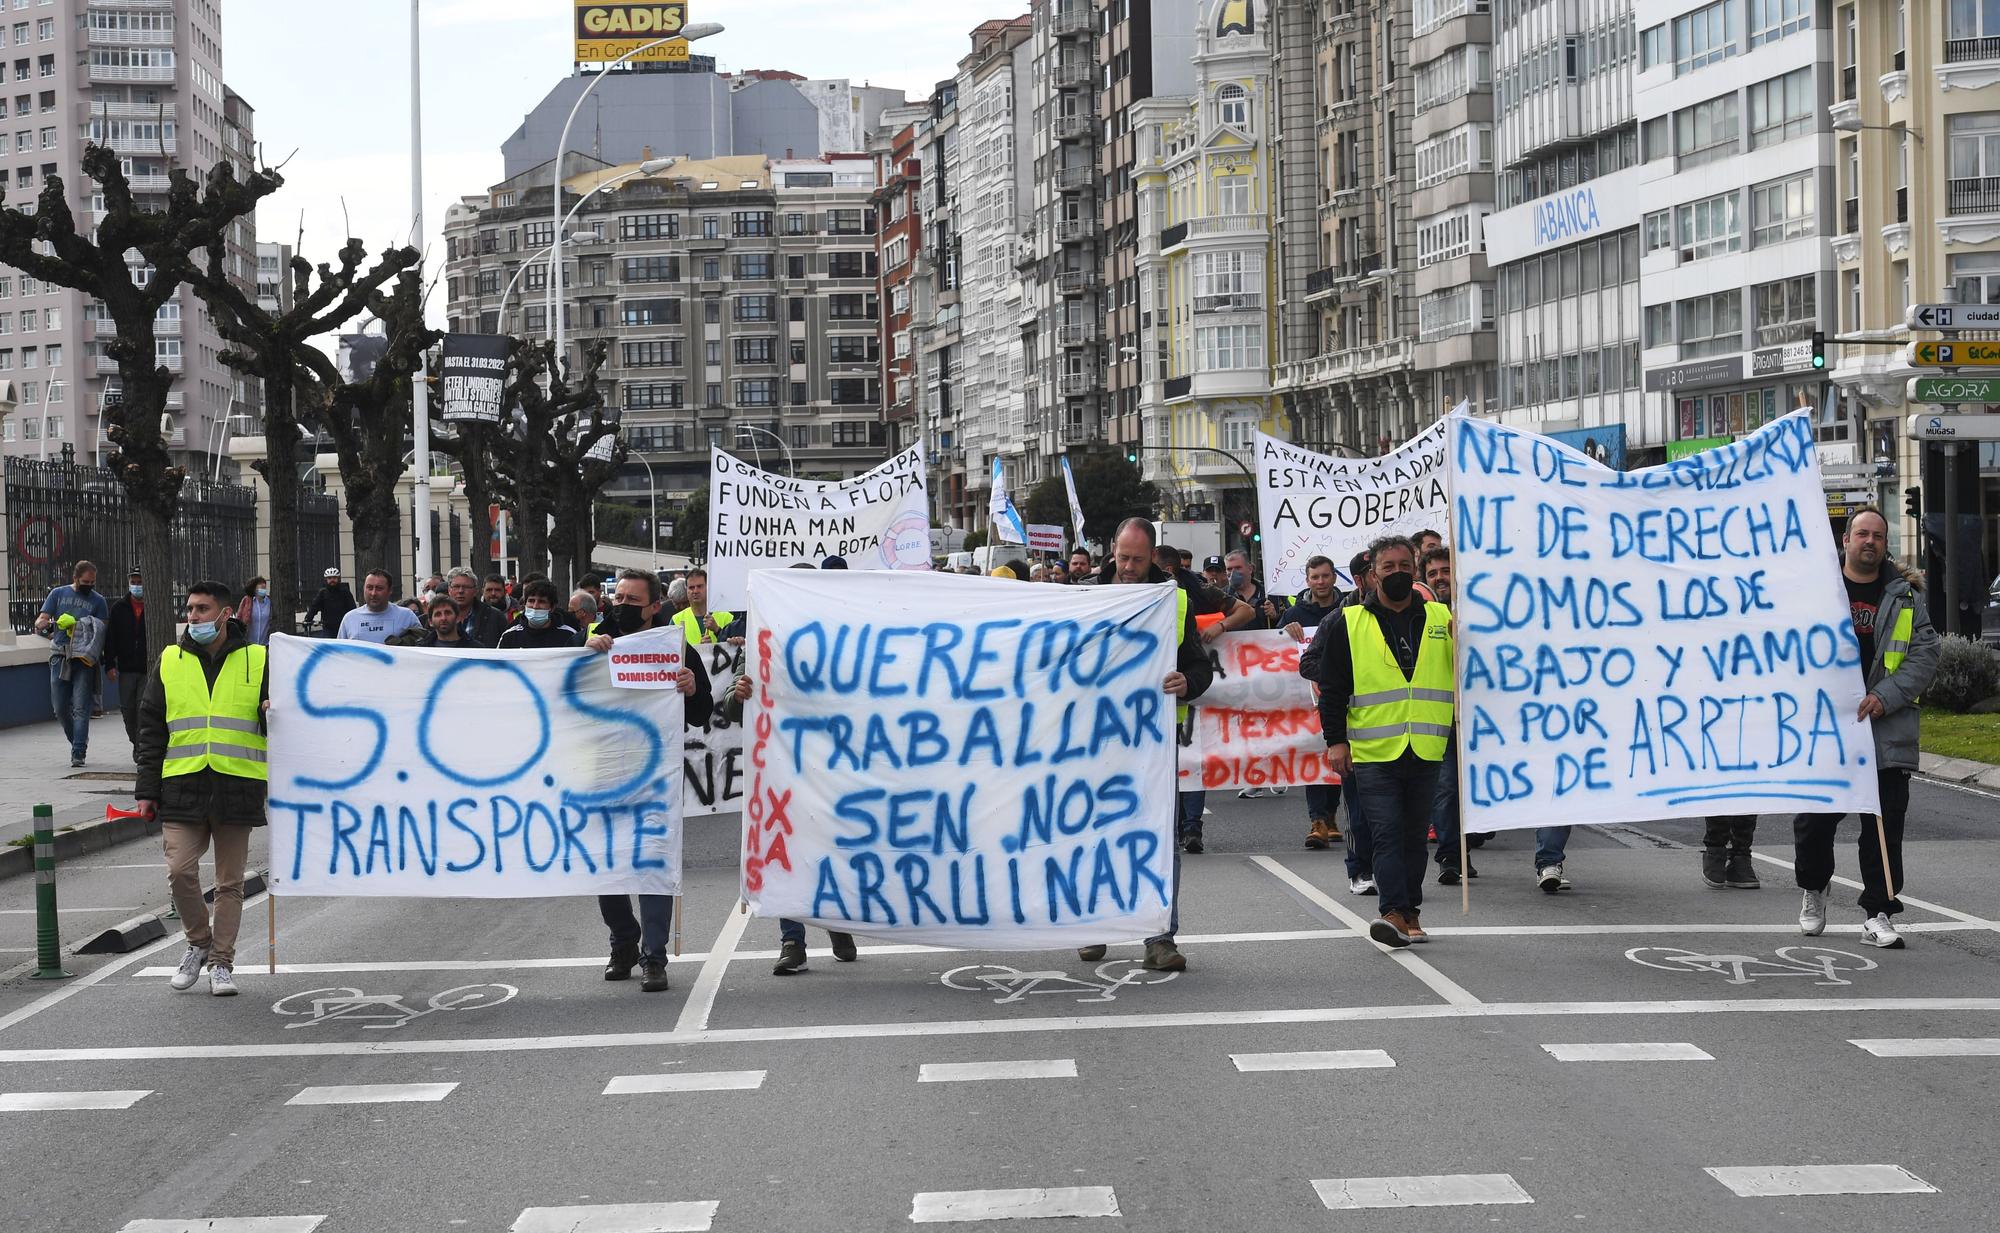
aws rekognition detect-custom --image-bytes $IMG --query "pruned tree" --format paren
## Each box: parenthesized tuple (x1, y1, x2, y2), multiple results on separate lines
(494, 337, 612, 589)
(542, 340, 620, 591)
(0, 147, 279, 653)
(429, 415, 505, 578)
(191, 238, 421, 633)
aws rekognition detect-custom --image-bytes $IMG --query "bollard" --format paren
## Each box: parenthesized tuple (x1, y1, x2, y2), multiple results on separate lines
(30, 804, 73, 980)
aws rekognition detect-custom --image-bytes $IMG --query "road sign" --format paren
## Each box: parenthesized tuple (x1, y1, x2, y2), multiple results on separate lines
(13, 515, 60, 565)
(1906, 412, 2000, 441)
(1819, 463, 1879, 477)
(1821, 488, 1874, 507)
(1905, 303, 2000, 331)
(1907, 375, 2000, 404)
(1907, 340, 2000, 367)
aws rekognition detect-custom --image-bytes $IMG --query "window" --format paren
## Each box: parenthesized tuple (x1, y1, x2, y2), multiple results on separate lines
(703, 298, 720, 324)
(625, 424, 682, 451)
(828, 293, 874, 319)
(618, 298, 680, 327)
(1750, 172, 1815, 245)
(1194, 323, 1264, 370)
(1675, 191, 1743, 260)
(1748, 69, 1812, 148)
(828, 250, 874, 279)
(1643, 210, 1673, 253)
(1753, 274, 1815, 346)
(734, 294, 775, 321)
(701, 257, 720, 281)
(1414, 124, 1493, 188)
(621, 340, 679, 367)
(832, 420, 872, 445)
(705, 340, 721, 366)
(1644, 303, 1674, 347)
(1951, 251, 2000, 304)
(784, 212, 808, 235)
(734, 253, 772, 279)
(787, 255, 807, 279)
(1949, 112, 2000, 188)
(1413, 44, 1491, 114)
(1215, 175, 1251, 215)
(621, 255, 679, 283)
(1672, 0, 1737, 74)
(1676, 290, 1743, 358)
(1217, 83, 1248, 128)
(829, 335, 874, 364)
(1192, 250, 1263, 307)
(826, 208, 870, 235)
(732, 210, 771, 236)
(619, 213, 677, 240)
(1748, 0, 1810, 46)
(830, 377, 874, 404)
(735, 336, 775, 364)
(737, 378, 776, 406)
(522, 221, 554, 247)
(1416, 210, 1481, 266)
(1674, 94, 1739, 168)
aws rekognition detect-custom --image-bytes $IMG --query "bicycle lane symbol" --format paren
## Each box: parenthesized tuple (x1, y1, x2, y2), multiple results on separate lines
(270, 984, 519, 1030)
(941, 961, 1179, 1005)
(1625, 947, 1878, 987)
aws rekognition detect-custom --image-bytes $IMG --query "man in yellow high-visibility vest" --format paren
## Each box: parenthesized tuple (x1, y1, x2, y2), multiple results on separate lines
(134, 580, 270, 997)
(670, 567, 736, 647)
(1315, 535, 1454, 950)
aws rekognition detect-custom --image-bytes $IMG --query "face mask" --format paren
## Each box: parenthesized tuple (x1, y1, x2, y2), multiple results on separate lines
(257, 587, 269, 599)
(129, 585, 144, 598)
(187, 620, 220, 645)
(611, 603, 647, 633)
(75, 583, 94, 595)
(1377, 571, 1415, 603)
(525, 608, 551, 628)
(1227, 570, 1246, 590)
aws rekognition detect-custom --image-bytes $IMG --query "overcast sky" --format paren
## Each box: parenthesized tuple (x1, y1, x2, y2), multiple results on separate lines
(221, 0, 1006, 307)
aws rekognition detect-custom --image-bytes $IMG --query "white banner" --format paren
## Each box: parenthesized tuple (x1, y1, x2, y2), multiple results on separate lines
(1176, 630, 1338, 792)
(267, 631, 686, 897)
(684, 640, 746, 818)
(1256, 414, 1455, 596)
(1450, 410, 1880, 830)
(706, 445, 932, 610)
(740, 571, 1179, 949)
(1027, 523, 1065, 555)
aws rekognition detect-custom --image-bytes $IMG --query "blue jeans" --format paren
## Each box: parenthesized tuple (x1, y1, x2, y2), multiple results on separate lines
(1148, 842, 1181, 944)
(1534, 827, 1572, 871)
(1177, 790, 1205, 841)
(49, 661, 94, 761)
(1342, 777, 1374, 880)
(779, 917, 805, 945)
(599, 894, 675, 962)
(1305, 782, 1339, 825)
(1349, 753, 1440, 917)
(1431, 738, 1461, 867)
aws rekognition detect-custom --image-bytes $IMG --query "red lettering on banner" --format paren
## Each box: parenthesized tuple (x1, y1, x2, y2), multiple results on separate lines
(761, 787, 793, 836)
(1231, 640, 1302, 677)
(744, 625, 778, 896)
(1203, 706, 1323, 743)
(764, 831, 792, 873)
(1199, 749, 1339, 790)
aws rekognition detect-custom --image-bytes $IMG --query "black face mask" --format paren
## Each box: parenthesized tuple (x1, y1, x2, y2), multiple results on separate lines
(610, 603, 648, 633)
(1377, 571, 1414, 603)
(74, 583, 94, 595)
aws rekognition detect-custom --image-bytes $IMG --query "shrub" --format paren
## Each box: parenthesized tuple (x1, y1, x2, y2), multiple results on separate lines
(1925, 634, 2000, 713)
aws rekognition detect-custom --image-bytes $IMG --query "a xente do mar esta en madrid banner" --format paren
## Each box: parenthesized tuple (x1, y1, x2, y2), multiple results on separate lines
(705, 445, 932, 611)
(1177, 630, 1336, 792)
(1254, 406, 1459, 597)
(268, 630, 687, 897)
(740, 571, 1179, 948)
(1450, 409, 1880, 830)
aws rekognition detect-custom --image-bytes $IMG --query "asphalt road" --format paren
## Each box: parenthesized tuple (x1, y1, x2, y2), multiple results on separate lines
(2, 779, 1997, 1233)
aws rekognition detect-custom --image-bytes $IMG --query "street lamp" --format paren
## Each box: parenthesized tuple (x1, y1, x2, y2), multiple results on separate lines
(501, 157, 677, 331)
(1830, 114, 1925, 143)
(34, 378, 63, 462)
(550, 23, 724, 369)
(736, 422, 795, 475)
(628, 449, 659, 570)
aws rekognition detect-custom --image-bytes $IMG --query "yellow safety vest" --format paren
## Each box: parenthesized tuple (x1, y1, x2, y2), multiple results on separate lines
(1880, 604, 1914, 676)
(1345, 601, 1454, 763)
(671, 607, 735, 646)
(159, 644, 268, 781)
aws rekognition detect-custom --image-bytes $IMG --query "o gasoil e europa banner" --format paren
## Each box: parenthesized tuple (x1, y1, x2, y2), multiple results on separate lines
(705, 445, 932, 611)
(1255, 407, 1458, 596)
(739, 571, 1179, 949)
(1449, 409, 1880, 830)
(268, 630, 686, 897)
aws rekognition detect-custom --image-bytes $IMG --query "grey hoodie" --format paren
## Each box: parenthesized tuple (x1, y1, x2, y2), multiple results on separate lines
(1859, 565, 1940, 772)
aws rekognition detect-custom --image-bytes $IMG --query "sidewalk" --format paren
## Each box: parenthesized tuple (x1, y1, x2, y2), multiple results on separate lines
(0, 711, 143, 846)
(1918, 750, 2000, 792)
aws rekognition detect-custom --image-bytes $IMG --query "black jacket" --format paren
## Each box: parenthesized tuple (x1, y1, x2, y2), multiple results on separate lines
(134, 620, 270, 826)
(106, 596, 149, 673)
(497, 620, 581, 650)
(303, 582, 357, 636)
(1311, 597, 1430, 747)
(458, 599, 508, 649)
(606, 614, 713, 728)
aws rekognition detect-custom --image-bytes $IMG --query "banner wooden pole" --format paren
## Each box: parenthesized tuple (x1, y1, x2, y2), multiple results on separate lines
(267, 892, 277, 974)
(672, 895, 683, 957)
(1459, 825, 1470, 915)
(1869, 813, 1896, 903)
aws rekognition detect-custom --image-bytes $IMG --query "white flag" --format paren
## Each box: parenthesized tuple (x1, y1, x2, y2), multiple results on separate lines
(1060, 455, 1088, 545)
(990, 456, 1027, 544)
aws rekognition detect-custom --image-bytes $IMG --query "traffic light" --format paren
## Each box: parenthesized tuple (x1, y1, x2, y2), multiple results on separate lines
(1903, 485, 1921, 521)
(1810, 331, 1827, 370)
(1125, 449, 1139, 465)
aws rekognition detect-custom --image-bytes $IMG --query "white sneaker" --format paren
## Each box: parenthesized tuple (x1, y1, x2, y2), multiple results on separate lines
(1799, 887, 1827, 936)
(1860, 913, 1905, 949)
(1236, 788, 1266, 799)
(169, 945, 209, 991)
(1537, 864, 1570, 893)
(1348, 875, 1376, 896)
(208, 964, 238, 996)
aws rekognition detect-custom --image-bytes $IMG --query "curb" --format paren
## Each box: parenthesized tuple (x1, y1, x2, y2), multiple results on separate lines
(70, 872, 269, 956)
(0, 811, 160, 880)
(1917, 752, 2000, 793)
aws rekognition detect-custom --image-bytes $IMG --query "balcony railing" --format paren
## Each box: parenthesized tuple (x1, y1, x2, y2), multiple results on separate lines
(1057, 322, 1096, 347)
(90, 101, 177, 121)
(1053, 60, 1092, 89)
(1052, 4, 1091, 36)
(1159, 222, 1189, 250)
(1056, 269, 1099, 295)
(1059, 370, 1100, 396)
(1949, 176, 2000, 216)
(1056, 165, 1093, 191)
(1185, 215, 1265, 239)
(102, 135, 177, 157)
(1164, 375, 1193, 399)
(1060, 418, 1101, 445)
(1896, 186, 1909, 224)
(1305, 266, 1339, 298)
(88, 27, 174, 46)
(88, 63, 177, 84)
(1056, 217, 1096, 244)
(1053, 113, 1092, 141)
(89, 0, 175, 7)
(1947, 36, 2000, 63)
(1194, 292, 1263, 314)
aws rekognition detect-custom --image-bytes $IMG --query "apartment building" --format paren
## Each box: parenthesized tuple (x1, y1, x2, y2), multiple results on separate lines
(916, 81, 965, 527)
(441, 154, 889, 530)
(1131, 0, 1282, 534)
(0, 0, 251, 475)
(1829, 0, 2000, 582)
(870, 104, 929, 454)
(1482, 0, 1646, 456)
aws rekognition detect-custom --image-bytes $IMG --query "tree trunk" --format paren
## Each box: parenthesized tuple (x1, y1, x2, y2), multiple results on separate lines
(344, 473, 404, 591)
(515, 495, 550, 584)
(133, 502, 175, 669)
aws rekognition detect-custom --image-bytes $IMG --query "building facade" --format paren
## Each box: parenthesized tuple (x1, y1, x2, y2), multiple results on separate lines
(0, 0, 251, 476)
(871, 105, 929, 455)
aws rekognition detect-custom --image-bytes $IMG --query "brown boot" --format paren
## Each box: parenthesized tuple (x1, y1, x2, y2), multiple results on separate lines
(1404, 911, 1428, 944)
(1305, 816, 1330, 850)
(1368, 909, 1412, 949)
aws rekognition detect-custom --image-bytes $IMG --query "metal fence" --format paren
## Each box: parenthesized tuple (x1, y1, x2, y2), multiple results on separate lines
(5, 457, 256, 633)
(447, 509, 463, 571)
(296, 486, 340, 597)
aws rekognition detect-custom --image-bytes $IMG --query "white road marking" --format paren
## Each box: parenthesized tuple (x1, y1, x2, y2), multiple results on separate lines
(1231, 1049, 1395, 1071)
(509, 1201, 719, 1232)
(8, 996, 1998, 1062)
(1541, 1042, 1713, 1062)
(918, 1059, 1077, 1082)
(0, 902, 195, 1035)
(0, 1089, 151, 1111)
(1313, 1173, 1533, 1209)
(672, 902, 750, 1036)
(119, 1220, 328, 1233)
(0, 906, 146, 914)
(284, 1082, 458, 1106)
(909, 1186, 1120, 1222)
(1705, 1164, 1937, 1197)
(1249, 854, 1482, 1006)
(1850, 1037, 2000, 1057)
(603, 1071, 766, 1094)
(1748, 849, 1999, 930)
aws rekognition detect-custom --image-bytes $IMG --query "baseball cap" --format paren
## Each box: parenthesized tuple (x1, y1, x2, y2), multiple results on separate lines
(323, 567, 341, 578)
(1203, 555, 1225, 571)
(1349, 551, 1372, 576)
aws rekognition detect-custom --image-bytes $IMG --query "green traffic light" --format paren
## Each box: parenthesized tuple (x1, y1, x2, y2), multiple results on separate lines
(1811, 355, 1826, 369)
